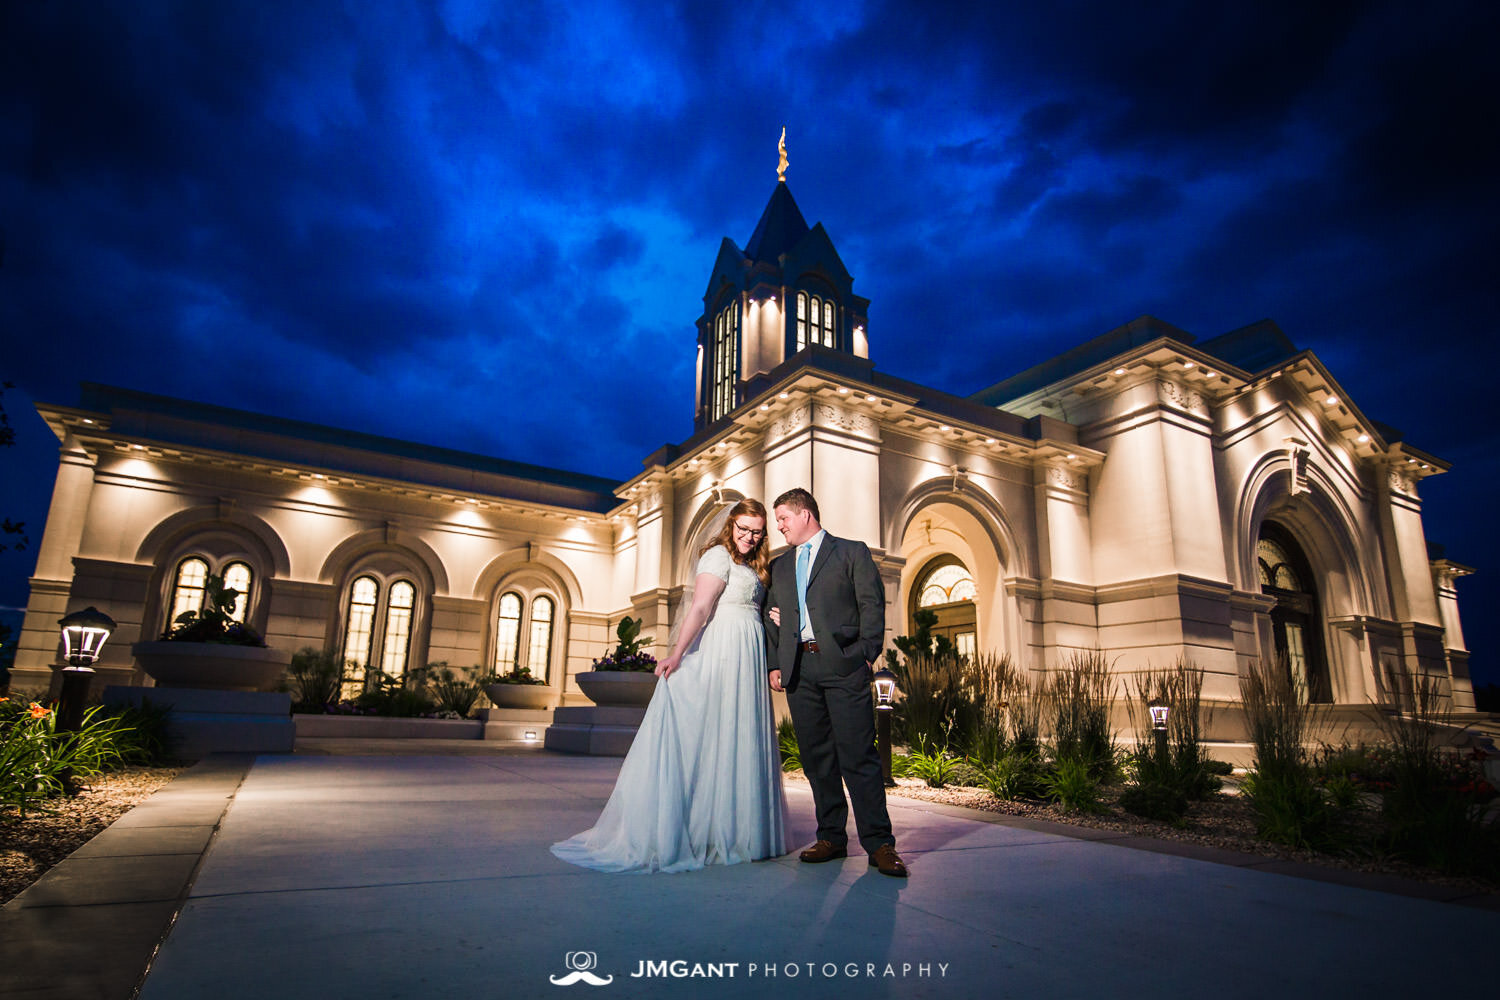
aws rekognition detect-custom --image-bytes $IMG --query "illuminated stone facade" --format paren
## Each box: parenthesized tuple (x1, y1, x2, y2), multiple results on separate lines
(11, 183, 1476, 726)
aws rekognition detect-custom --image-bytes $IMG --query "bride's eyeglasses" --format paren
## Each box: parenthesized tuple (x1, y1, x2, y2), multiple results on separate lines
(732, 522, 766, 541)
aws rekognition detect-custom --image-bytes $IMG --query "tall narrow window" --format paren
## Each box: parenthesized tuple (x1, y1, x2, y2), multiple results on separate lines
(495, 592, 522, 671)
(343, 576, 379, 679)
(381, 581, 415, 678)
(170, 558, 210, 622)
(796, 292, 836, 351)
(528, 595, 555, 681)
(221, 561, 253, 623)
(711, 300, 739, 420)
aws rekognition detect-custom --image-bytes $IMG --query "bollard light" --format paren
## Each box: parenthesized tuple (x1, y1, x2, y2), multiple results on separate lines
(57, 606, 116, 733)
(872, 666, 899, 787)
(1148, 702, 1170, 764)
(61, 606, 116, 667)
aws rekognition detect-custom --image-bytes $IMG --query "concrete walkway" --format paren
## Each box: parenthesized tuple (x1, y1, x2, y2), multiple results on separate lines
(5, 744, 1499, 999)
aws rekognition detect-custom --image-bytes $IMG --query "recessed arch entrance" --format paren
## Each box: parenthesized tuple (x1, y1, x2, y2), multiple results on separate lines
(893, 492, 1017, 662)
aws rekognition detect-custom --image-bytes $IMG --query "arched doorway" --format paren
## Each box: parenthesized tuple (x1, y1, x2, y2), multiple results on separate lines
(910, 556, 978, 660)
(1257, 522, 1331, 702)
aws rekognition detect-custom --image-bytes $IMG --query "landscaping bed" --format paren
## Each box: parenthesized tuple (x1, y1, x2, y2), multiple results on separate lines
(1, 764, 183, 904)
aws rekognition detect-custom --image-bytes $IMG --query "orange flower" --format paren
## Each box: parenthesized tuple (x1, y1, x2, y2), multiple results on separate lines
(29, 702, 50, 719)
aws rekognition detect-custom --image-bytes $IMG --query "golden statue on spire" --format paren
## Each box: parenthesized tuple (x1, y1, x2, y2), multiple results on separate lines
(777, 127, 788, 182)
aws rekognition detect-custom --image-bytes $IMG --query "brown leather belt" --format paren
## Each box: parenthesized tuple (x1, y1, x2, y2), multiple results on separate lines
(799, 640, 820, 652)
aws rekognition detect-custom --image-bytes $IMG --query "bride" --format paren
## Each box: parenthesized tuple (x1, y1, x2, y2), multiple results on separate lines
(550, 498, 789, 873)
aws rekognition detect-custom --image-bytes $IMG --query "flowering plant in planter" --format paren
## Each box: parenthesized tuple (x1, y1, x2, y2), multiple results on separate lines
(488, 665, 547, 685)
(590, 616, 657, 672)
(160, 573, 265, 646)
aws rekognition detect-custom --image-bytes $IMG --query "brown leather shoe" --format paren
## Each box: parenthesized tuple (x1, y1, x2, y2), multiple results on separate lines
(798, 840, 848, 863)
(868, 844, 908, 877)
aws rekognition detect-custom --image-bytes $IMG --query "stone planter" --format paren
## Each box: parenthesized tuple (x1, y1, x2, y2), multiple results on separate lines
(484, 682, 556, 711)
(131, 641, 292, 692)
(574, 670, 659, 707)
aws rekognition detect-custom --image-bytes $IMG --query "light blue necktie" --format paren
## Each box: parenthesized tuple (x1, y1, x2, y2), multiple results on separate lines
(796, 542, 812, 640)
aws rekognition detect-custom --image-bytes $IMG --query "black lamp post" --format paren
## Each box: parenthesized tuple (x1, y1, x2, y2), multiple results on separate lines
(872, 665, 899, 787)
(1148, 702, 1170, 764)
(57, 606, 116, 732)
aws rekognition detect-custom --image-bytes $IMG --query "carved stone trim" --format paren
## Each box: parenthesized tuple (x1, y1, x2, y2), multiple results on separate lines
(813, 403, 877, 437)
(768, 405, 811, 441)
(1046, 465, 1087, 491)
(1156, 379, 1206, 415)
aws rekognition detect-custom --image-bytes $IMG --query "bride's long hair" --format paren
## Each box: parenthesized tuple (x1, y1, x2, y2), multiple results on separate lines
(700, 498, 772, 586)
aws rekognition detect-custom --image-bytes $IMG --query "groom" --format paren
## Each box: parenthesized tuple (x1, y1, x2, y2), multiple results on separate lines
(765, 488, 907, 878)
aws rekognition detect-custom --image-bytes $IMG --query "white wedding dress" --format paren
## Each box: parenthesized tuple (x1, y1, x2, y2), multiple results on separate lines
(551, 545, 789, 873)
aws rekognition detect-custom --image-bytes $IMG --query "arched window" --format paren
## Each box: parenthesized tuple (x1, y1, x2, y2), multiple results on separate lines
(221, 561, 253, 623)
(1257, 524, 1330, 703)
(911, 557, 978, 660)
(166, 554, 261, 632)
(796, 291, 836, 351)
(381, 581, 415, 677)
(711, 300, 740, 420)
(495, 592, 523, 671)
(342, 576, 380, 691)
(170, 557, 210, 622)
(528, 596, 555, 682)
(492, 587, 562, 682)
(495, 593, 523, 670)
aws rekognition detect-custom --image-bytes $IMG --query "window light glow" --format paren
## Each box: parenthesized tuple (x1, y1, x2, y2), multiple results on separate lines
(1358, 433, 1370, 443)
(865, 394, 877, 402)
(1325, 395, 1339, 406)
(1114, 368, 1126, 376)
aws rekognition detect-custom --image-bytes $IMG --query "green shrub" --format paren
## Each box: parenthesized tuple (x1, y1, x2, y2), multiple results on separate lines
(1043, 650, 1118, 780)
(905, 737, 963, 788)
(1, 701, 126, 816)
(98, 700, 172, 764)
(1370, 665, 1499, 876)
(287, 647, 343, 713)
(1044, 756, 1105, 813)
(353, 670, 437, 717)
(415, 662, 484, 718)
(1127, 659, 1220, 800)
(980, 749, 1046, 801)
(1239, 769, 1337, 849)
(777, 716, 801, 772)
(1119, 782, 1189, 824)
(1237, 655, 1345, 849)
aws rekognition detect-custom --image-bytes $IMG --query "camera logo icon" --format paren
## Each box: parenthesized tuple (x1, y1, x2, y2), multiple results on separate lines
(550, 951, 613, 986)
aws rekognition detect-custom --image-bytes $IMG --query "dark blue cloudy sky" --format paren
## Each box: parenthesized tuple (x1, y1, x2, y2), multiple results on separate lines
(2, 1, 1496, 687)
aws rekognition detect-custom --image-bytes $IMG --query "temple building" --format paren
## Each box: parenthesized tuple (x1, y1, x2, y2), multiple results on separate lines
(11, 162, 1477, 729)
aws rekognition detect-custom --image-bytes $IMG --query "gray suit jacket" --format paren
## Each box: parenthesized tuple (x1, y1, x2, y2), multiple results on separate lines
(764, 533, 885, 692)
